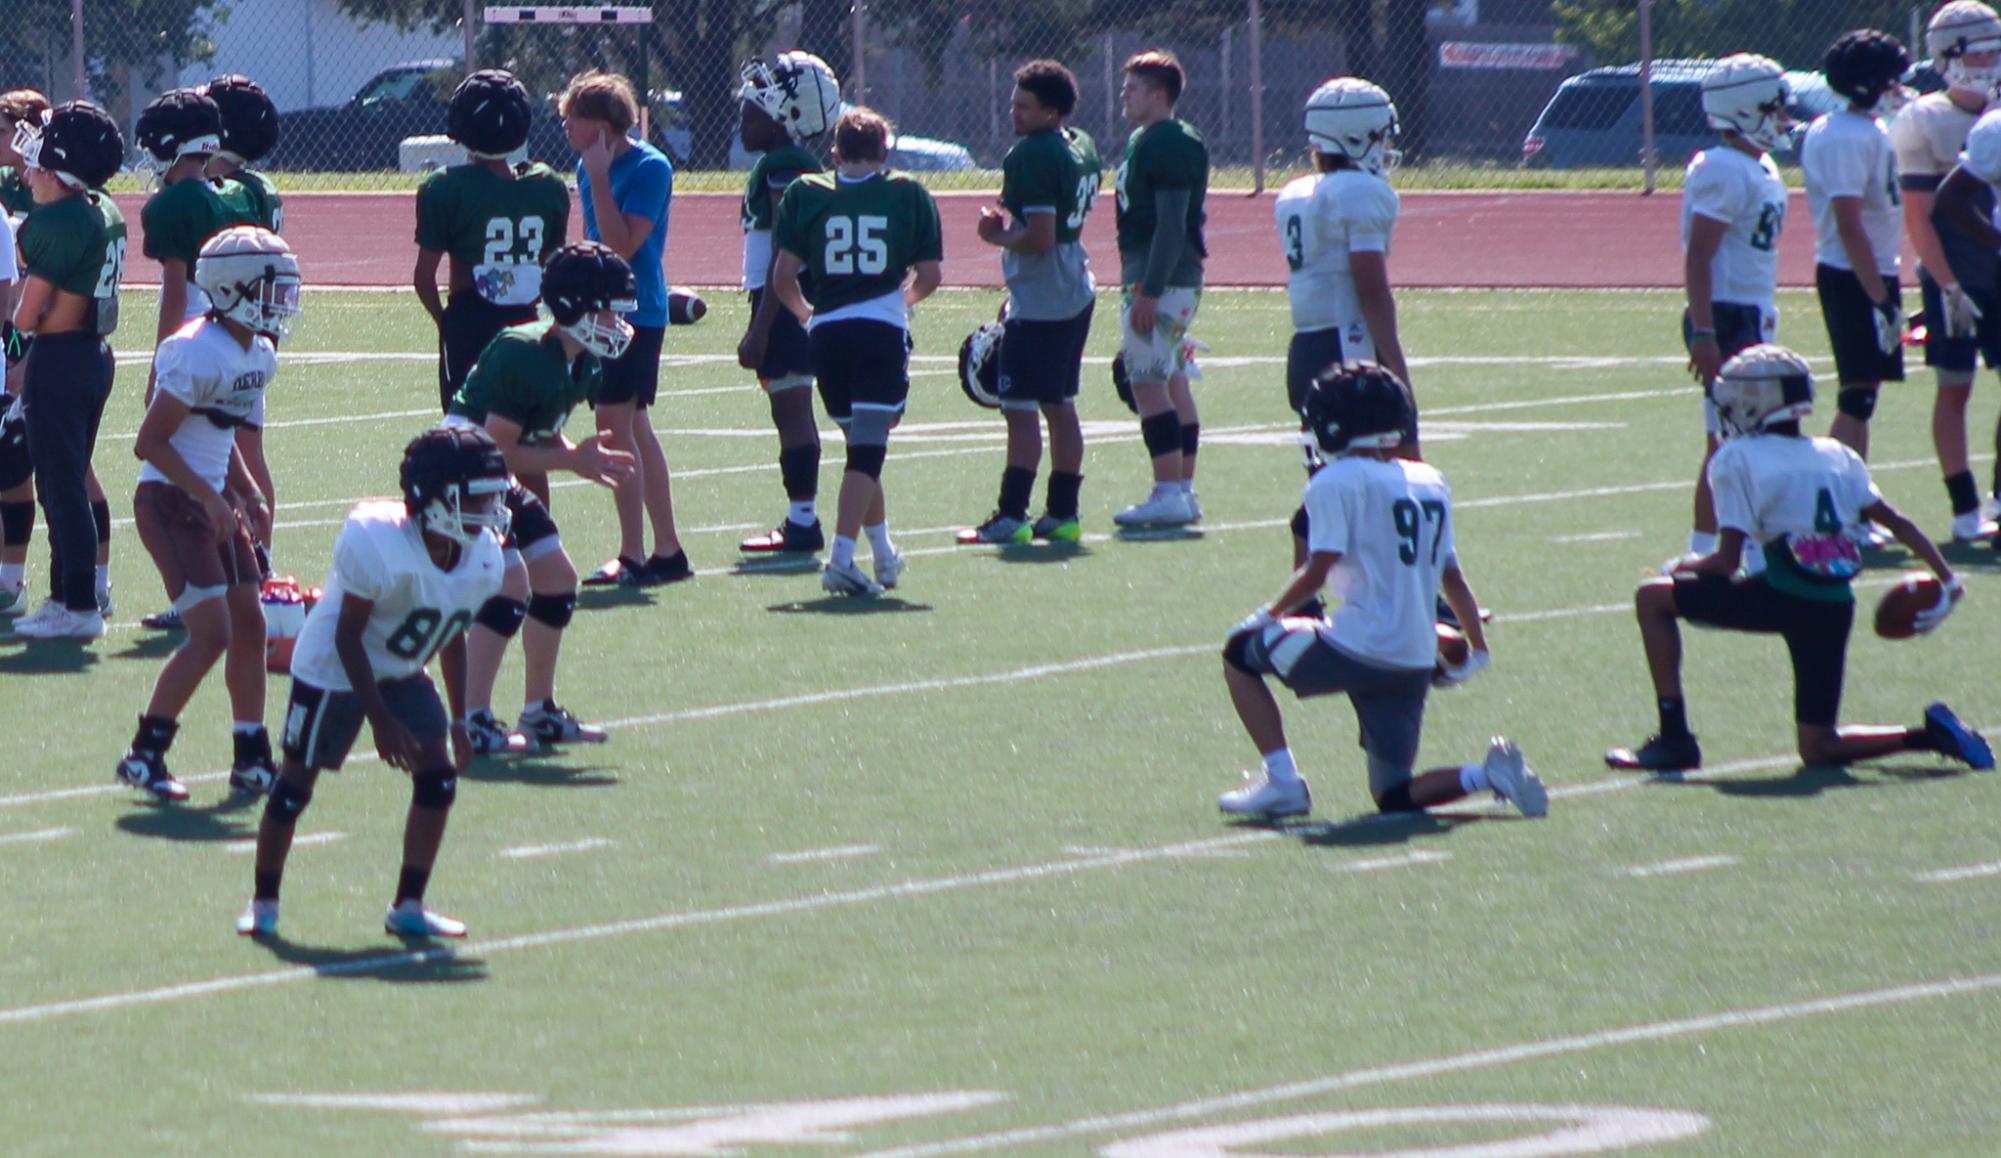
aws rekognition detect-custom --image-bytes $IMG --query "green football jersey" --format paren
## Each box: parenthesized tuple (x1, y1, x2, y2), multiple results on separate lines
(741, 143, 822, 232)
(416, 163, 570, 307)
(18, 190, 127, 335)
(773, 170, 943, 315)
(1115, 118, 1209, 289)
(447, 320, 602, 446)
(1000, 126, 1101, 320)
(141, 177, 234, 268)
(0, 166, 30, 219)
(216, 169, 282, 233)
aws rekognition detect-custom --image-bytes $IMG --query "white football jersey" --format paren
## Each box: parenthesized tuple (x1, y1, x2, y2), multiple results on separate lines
(288, 501, 506, 692)
(1681, 146, 1787, 310)
(1708, 433, 1882, 578)
(1801, 109, 1903, 275)
(1303, 455, 1457, 671)
(1275, 168, 1399, 335)
(1957, 106, 2001, 186)
(1892, 92, 1982, 181)
(139, 316, 275, 491)
(0, 211, 16, 283)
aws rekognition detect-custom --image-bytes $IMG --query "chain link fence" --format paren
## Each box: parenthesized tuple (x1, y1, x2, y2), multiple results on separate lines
(4, 1, 1951, 192)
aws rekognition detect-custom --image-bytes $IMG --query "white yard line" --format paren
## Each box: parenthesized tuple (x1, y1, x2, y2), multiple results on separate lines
(224, 832, 343, 855)
(1329, 849, 1453, 873)
(1625, 855, 1739, 878)
(1550, 531, 1643, 544)
(499, 838, 614, 861)
(1913, 860, 2001, 884)
(768, 844, 882, 864)
(0, 826, 71, 846)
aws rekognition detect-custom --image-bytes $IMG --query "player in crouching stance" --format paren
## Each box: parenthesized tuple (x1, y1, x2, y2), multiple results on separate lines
(1218, 365, 1545, 821)
(1607, 345, 1993, 775)
(116, 227, 299, 802)
(237, 426, 509, 938)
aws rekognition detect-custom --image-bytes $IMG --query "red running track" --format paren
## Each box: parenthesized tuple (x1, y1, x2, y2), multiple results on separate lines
(111, 188, 1859, 292)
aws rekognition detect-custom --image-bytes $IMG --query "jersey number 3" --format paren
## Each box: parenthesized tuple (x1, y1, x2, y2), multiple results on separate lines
(1283, 216, 1306, 271)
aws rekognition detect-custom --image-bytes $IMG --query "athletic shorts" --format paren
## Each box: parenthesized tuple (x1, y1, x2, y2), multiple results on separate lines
(1234, 618, 1432, 796)
(132, 481, 260, 609)
(1815, 264, 1905, 387)
(596, 323, 665, 408)
(1673, 572, 1852, 727)
(280, 672, 449, 771)
(998, 301, 1094, 410)
(1118, 286, 1200, 384)
(1685, 301, 1776, 434)
(811, 319, 910, 426)
(746, 289, 814, 387)
(438, 294, 536, 414)
(503, 481, 561, 561)
(1286, 328, 1420, 447)
(1918, 270, 2001, 375)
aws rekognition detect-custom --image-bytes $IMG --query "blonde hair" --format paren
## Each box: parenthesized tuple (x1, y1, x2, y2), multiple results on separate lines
(558, 70, 639, 133)
(833, 107, 892, 163)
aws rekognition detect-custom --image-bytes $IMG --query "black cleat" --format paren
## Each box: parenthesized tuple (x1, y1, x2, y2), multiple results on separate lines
(643, 550, 694, 586)
(582, 556, 648, 588)
(1605, 732, 1702, 772)
(740, 519, 824, 554)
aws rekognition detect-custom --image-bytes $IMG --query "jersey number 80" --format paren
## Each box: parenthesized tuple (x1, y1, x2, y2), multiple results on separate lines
(385, 608, 475, 665)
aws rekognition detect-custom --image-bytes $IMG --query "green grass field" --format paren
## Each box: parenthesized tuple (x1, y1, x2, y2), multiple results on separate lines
(3, 286, 1999, 1155)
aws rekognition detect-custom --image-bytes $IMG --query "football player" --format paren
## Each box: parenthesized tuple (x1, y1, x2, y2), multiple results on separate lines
(1111, 51, 1209, 529)
(0, 89, 49, 219)
(1607, 346, 1992, 775)
(735, 52, 837, 556)
(204, 74, 284, 234)
(236, 425, 511, 940)
(9, 101, 126, 640)
(1680, 55, 1791, 561)
(770, 107, 943, 596)
(138, 89, 241, 340)
(0, 155, 27, 613)
(560, 70, 690, 588)
(1217, 364, 1544, 821)
(1896, 3, 2001, 542)
(115, 227, 299, 802)
(445, 241, 636, 752)
(957, 59, 1100, 546)
(416, 69, 569, 414)
(1801, 30, 1910, 484)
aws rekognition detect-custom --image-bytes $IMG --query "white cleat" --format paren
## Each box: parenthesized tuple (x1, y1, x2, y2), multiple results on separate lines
(236, 899, 279, 937)
(385, 901, 467, 939)
(13, 605, 104, 640)
(1482, 736, 1548, 818)
(874, 547, 907, 591)
(1184, 490, 1203, 522)
(1218, 771, 1312, 819)
(1113, 489, 1196, 527)
(821, 557, 883, 596)
(10, 597, 59, 632)
(96, 583, 113, 618)
(1951, 510, 1998, 543)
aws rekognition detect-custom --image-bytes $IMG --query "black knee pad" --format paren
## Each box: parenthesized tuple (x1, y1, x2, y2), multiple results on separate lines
(412, 769, 458, 810)
(91, 500, 111, 544)
(845, 442, 887, 481)
(0, 500, 33, 547)
(1290, 504, 1310, 541)
(474, 595, 527, 638)
(1838, 387, 1878, 421)
(1222, 627, 1259, 674)
(526, 591, 576, 629)
(1180, 420, 1201, 458)
(265, 778, 312, 824)
(1374, 783, 1420, 813)
(1140, 411, 1182, 458)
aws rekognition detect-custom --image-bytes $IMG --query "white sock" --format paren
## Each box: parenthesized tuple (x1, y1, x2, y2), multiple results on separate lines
(1458, 762, 1489, 795)
(1262, 748, 1300, 785)
(1687, 531, 1716, 555)
(831, 535, 857, 568)
(232, 721, 263, 736)
(864, 522, 894, 558)
(95, 564, 110, 589)
(789, 500, 817, 525)
(0, 563, 20, 588)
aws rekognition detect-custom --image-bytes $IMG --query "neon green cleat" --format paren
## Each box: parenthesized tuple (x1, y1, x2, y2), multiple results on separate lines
(1031, 514, 1082, 543)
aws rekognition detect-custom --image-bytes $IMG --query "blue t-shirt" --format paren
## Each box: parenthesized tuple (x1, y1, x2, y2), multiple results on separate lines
(578, 138, 672, 327)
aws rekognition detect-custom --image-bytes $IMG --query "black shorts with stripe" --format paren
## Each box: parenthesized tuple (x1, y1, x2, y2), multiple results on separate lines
(280, 673, 449, 771)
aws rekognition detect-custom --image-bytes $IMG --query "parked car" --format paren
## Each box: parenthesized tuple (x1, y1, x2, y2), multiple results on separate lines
(1521, 60, 1834, 170)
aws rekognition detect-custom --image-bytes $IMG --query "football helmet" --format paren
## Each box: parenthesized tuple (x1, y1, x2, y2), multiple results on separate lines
(542, 242, 638, 359)
(448, 69, 533, 159)
(738, 52, 842, 141)
(205, 74, 280, 164)
(1825, 29, 1912, 111)
(136, 88, 223, 166)
(401, 425, 511, 547)
(1301, 363, 1412, 456)
(14, 100, 122, 190)
(1304, 78, 1400, 175)
(1930, 2, 2001, 91)
(1701, 55, 1792, 153)
(196, 226, 302, 339)
(958, 322, 1005, 409)
(1711, 344, 1815, 438)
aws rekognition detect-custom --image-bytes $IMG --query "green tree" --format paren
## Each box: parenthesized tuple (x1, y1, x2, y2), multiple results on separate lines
(2, 0, 220, 112)
(1552, 0, 1917, 70)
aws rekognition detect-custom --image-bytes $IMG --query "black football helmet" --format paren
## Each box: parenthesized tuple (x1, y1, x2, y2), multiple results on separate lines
(402, 424, 511, 546)
(205, 74, 279, 164)
(1302, 363, 1413, 456)
(15, 100, 123, 190)
(448, 69, 533, 159)
(1825, 29, 1912, 109)
(542, 242, 638, 358)
(1109, 352, 1139, 414)
(957, 322, 1004, 409)
(136, 88, 224, 164)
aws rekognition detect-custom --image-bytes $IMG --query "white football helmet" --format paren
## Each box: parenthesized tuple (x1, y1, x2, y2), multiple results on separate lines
(1930, 1, 2001, 91)
(738, 51, 842, 141)
(195, 226, 301, 339)
(1701, 54, 1792, 153)
(1304, 78, 1400, 175)
(1712, 344, 1815, 438)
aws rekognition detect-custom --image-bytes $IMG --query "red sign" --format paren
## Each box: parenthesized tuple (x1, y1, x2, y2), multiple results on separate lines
(1438, 42, 1578, 71)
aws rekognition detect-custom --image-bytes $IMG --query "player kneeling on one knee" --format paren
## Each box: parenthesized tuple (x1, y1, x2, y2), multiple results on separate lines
(237, 426, 510, 940)
(1217, 363, 1546, 822)
(1607, 345, 1994, 775)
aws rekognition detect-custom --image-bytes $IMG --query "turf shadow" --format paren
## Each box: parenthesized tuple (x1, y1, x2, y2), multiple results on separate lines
(728, 558, 822, 578)
(1938, 540, 1995, 569)
(0, 640, 98, 674)
(105, 633, 184, 661)
(766, 597, 932, 615)
(1653, 763, 1962, 798)
(988, 543, 1092, 566)
(460, 756, 620, 788)
(1226, 809, 1476, 848)
(245, 935, 487, 984)
(1111, 527, 1204, 544)
(577, 586, 656, 609)
(114, 794, 260, 843)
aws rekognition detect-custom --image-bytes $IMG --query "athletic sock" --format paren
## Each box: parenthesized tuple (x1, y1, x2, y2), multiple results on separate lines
(1261, 748, 1300, 786)
(1903, 726, 1945, 753)
(1045, 471, 1083, 521)
(0, 562, 21, 588)
(232, 726, 271, 767)
(91, 500, 110, 546)
(864, 522, 895, 558)
(1946, 470, 1981, 516)
(94, 564, 110, 591)
(1687, 531, 1716, 556)
(779, 444, 820, 508)
(254, 870, 282, 902)
(132, 714, 178, 755)
(997, 466, 1035, 521)
(831, 535, 858, 568)
(1458, 762, 1490, 795)
(1658, 697, 1691, 739)
(788, 499, 817, 526)
(394, 866, 430, 907)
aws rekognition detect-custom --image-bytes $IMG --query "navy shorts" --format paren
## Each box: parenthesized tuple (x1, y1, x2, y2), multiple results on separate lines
(811, 319, 910, 425)
(997, 302, 1094, 410)
(280, 673, 449, 771)
(1233, 619, 1432, 795)
(1918, 270, 2001, 375)
(1286, 327, 1346, 415)
(1683, 301, 1773, 361)
(439, 294, 536, 413)
(1815, 264, 1904, 387)
(747, 288, 814, 386)
(1673, 572, 1852, 726)
(596, 323, 665, 408)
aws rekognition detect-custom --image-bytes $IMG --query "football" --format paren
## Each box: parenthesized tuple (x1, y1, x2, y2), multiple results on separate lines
(1436, 622, 1470, 672)
(1874, 574, 1942, 640)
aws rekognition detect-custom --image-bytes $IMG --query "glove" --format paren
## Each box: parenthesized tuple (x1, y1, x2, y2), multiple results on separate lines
(1914, 576, 1965, 634)
(1872, 298, 1905, 356)
(1942, 282, 1984, 340)
(1233, 608, 1275, 639)
(1433, 648, 1491, 689)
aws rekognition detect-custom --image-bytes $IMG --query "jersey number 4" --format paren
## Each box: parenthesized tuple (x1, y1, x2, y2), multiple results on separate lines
(483, 216, 546, 265)
(824, 215, 890, 275)
(385, 608, 475, 665)
(1392, 498, 1447, 566)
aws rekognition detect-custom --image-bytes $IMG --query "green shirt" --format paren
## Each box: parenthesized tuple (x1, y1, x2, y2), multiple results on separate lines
(0, 167, 30, 219)
(141, 177, 235, 268)
(741, 143, 822, 232)
(416, 162, 571, 307)
(1115, 118, 1209, 289)
(217, 169, 283, 233)
(1000, 126, 1100, 320)
(19, 190, 127, 335)
(773, 170, 943, 316)
(448, 320, 602, 446)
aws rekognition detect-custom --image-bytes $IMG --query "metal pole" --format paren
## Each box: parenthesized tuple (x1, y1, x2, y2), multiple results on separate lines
(464, 0, 477, 73)
(1104, 31, 1116, 147)
(1639, 0, 1656, 195)
(1221, 24, 1233, 157)
(70, 0, 85, 100)
(1249, 0, 1265, 194)
(304, 0, 317, 106)
(851, 0, 867, 105)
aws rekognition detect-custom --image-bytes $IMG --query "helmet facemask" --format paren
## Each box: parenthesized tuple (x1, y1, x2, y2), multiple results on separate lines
(215, 271, 302, 339)
(560, 303, 638, 360)
(11, 115, 83, 191)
